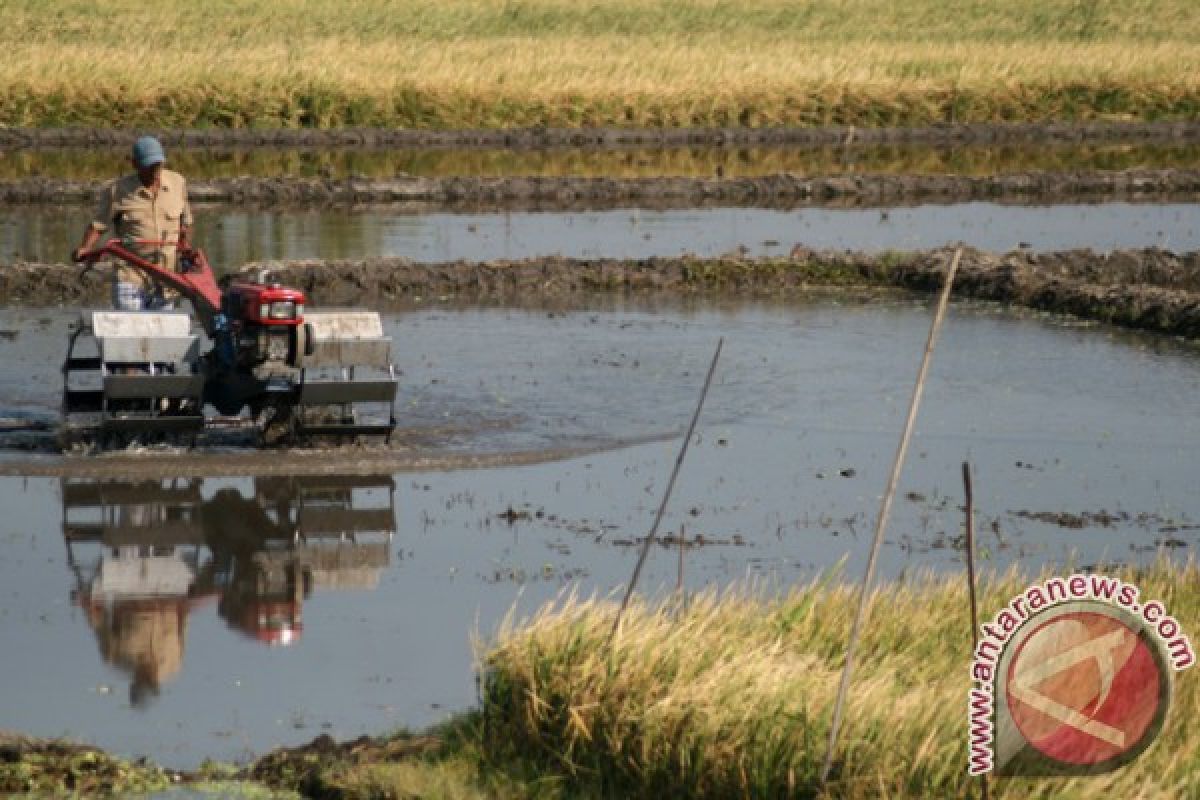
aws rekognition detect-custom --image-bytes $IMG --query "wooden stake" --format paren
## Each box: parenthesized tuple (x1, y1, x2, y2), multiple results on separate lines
(820, 247, 962, 786)
(677, 522, 686, 597)
(963, 461, 989, 800)
(962, 462, 980, 651)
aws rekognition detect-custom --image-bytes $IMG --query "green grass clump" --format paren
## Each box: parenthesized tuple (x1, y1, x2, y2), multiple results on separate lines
(478, 561, 1199, 798)
(1, 1, 1199, 128)
(0, 740, 172, 797)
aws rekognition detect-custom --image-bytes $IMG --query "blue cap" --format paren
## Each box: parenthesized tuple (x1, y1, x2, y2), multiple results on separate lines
(132, 135, 166, 168)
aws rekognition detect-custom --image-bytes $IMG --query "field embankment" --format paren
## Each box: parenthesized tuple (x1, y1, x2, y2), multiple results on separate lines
(0, 732, 177, 797)
(5, 247, 1200, 339)
(4, 168, 1200, 210)
(3, 125, 1200, 187)
(4, 120, 1200, 150)
(2, 0, 1199, 129)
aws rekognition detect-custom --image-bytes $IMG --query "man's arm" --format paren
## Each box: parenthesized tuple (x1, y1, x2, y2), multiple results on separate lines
(74, 183, 113, 261)
(73, 225, 102, 262)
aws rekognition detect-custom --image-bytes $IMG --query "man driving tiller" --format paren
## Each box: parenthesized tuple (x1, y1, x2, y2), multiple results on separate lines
(66, 139, 397, 444)
(73, 135, 193, 311)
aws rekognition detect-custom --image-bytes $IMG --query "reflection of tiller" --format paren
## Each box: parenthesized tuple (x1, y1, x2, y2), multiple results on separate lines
(62, 476, 396, 705)
(65, 239, 397, 446)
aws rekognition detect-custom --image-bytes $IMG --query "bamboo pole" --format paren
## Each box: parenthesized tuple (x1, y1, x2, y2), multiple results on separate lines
(819, 247, 963, 786)
(611, 337, 723, 645)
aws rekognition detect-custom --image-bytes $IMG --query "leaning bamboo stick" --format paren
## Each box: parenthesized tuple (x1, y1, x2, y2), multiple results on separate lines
(820, 246, 963, 786)
(611, 337, 723, 645)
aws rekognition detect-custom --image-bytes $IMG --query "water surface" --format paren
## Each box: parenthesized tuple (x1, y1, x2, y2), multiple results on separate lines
(2, 202, 1197, 268)
(0, 298, 1197, 766)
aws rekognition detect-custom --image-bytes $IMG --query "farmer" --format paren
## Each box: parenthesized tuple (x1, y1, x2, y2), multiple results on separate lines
(73, 135, 193, 310)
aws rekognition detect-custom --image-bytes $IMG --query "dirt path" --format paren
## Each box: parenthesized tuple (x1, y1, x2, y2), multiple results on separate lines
(4, 168, 1200, 210)
(4, 120, 1200, 150)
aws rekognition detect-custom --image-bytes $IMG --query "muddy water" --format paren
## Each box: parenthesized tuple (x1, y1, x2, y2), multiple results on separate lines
(0, 297, 1197, 767)
(3, 202, 1199, 267)
(2, 297, 1200, 767)
(3, 141, 1199, 182)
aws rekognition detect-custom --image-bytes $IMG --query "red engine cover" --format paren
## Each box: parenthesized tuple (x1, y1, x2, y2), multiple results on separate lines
(227, 282, 307, 326)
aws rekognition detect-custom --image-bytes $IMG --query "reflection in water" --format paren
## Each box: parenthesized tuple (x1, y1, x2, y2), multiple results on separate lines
(62, 476, 396, 706)
(4, 203, 1199, 267)
(3, 142, 1199, 181)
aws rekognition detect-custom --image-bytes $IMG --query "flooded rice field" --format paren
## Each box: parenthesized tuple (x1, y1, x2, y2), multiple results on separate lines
(1, 130, 1198, 771)
(0, 297, 1198, 766)
(3, 202, 1199, 266)
(3, 140, 1199, 182)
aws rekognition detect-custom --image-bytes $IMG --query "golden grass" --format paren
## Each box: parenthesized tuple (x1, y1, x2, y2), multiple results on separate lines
(2, 1, 1200, 127)
(479, 560, 1199, 798)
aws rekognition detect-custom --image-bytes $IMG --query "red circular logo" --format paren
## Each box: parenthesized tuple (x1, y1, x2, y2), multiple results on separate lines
(1005, 609, 1167, 768)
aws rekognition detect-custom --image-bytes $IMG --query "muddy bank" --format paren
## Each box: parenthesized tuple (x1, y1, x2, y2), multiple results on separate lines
(256, 247, 1200, 339)
(5, 168, 1200, 210)
(5, 246, 1200, 339)
(0, 731, 176, 796)
(4, 121, 1200, 151)
(6, 140, 1200, 185)
(0, 437, 654, 478)
(0, 728, 438, 797)
(246, 731, 444, 798)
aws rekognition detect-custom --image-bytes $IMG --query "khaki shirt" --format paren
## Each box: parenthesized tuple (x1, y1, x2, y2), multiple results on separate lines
(91, 169, 193, 291)
(89, 601, 187, 690)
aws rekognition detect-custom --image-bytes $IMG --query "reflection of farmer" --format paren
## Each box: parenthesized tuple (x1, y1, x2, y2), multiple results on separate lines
(61, 479, 204, 706)
(63, 476, 395, 708)
(72, 135, 193, 310)
(85, 598, 188, 708)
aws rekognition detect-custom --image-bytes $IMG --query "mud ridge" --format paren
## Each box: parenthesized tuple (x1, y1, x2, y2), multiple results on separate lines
(6, 246, 1200, 340)
(0, 439, 651, 479)
(0, 727, 439, 798)
(4, 121, 1200, 150)
(4, 168, 1200, 210)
